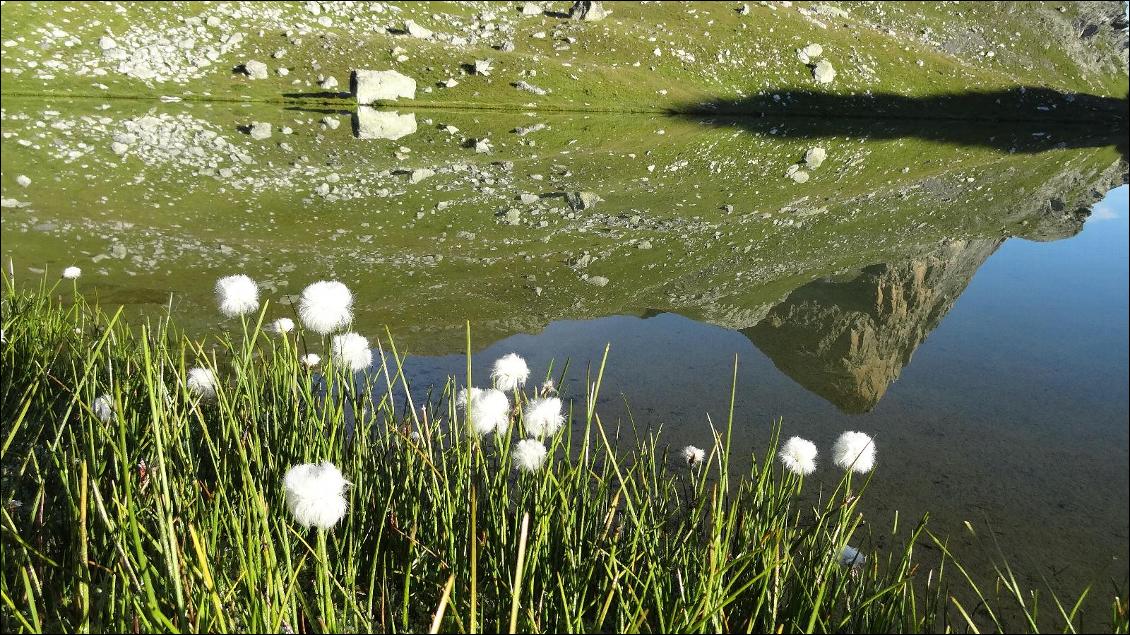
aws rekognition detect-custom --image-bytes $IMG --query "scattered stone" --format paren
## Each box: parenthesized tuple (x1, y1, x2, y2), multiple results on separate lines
(514, 123, 546, 136)
(404, 20, 433, 39)
(409, 168, 435, 184)
(242, 60, 268, 80)
(502, 208, 522, 225)
(248, 122, 272, 140)
(586, 275, 610, 287)
(513, 80, 547, 95)
(351, 69, 416, 103)
(322, 115, 340, 130)
(569, 191, 602, 210)
(571, 1, 610, 21)
(496, 40, 517, 52)
(637, 240, 653, 249)
(473, 59, 494, 76)
(99, 36, 117, 50)
(473, 138, 493, 153)
(111, 141, 129, 155)
(441, 78, 459, 88)
(797, 43, 823, 64)
(314, 182, 330, 196)
(519, 193, 539, 204)
(521, 3, 543, 16)
(319, 75, 339, 90)
(722, 204, 734, 213)
(804, 146, 827, 168)
(738, 4, 751, 15)
(354, 108, 417, 140)
(790, 169, 810, 183)
(813, 59, 836, 84)
(16, 175, 31, 187)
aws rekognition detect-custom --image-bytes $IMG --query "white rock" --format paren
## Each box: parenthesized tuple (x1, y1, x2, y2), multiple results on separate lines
(813, 59, 836, 84)
(354, 108, 417, 140)
(804, 147, 826, 168)
(790, 169, 810, 183)
(243, 60, 268, 79)
(802, 43, 823, 59)
(352, 69, 416, 103)
(99, 36, 117, 50)
(319, 75, 339, 89)
(521, 3, 543, 15)
(404, 20, 432, 39)
(249, 122, 272, 140)
(408, 168, 434, 184)
(473, 59, 493, 76)
(16, 175, 31, 187)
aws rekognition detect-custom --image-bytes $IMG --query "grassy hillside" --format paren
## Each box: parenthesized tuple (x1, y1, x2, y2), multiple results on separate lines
(1, 1, 1127, 117)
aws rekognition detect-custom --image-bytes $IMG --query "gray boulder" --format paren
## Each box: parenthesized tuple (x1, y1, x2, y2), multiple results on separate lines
(351, 69, 416, 103)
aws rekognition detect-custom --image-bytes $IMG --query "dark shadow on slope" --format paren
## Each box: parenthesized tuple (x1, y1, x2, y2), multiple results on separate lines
(672, 87, 1129, 160)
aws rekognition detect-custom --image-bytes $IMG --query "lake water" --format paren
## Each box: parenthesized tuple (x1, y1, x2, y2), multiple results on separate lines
(1, 96, 1126, 598)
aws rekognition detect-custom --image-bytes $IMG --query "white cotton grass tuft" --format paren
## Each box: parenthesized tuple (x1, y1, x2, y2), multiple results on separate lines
(301, 353, 321, 368)
(839, 544, 866, 568)
(62, 266, 82, 280)
(778, 436, 818, 476)
(268, 317, 295, 334)
(523, 397, 564, 438)
(214, 274, 260, 318)
(512, 439, 548, 472)
(491, 353, 529, 391)
(682, 445, 706, 467)
(186, 367, 218, 400)
(92, 394, 113, 423)
(298, 280, 353, 334)
(283, 461, 349, 529)
(329, 332, 371, 372)
(456, 387, 510, 435)
(832, 431, 876, 473)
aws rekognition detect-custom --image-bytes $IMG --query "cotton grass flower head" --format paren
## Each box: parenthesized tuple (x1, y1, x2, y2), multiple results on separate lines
(214, 274, 259, 318)
(524, 397, 564, 438)
(512, 439, 548, 472)
(832, 431, 876, 473)
(298, 280, 353, 334)
(92, 394, 113, 423)
(329, 332, 371, 372)
(301, 353, 321, 368)
(283, 461, 349, 529)
(682, 445, 706, 467)
(62, 266, 82, 280)
(186, 367, 218, 400)
(778, 436, 818, 476)
(456, 387, 510, 435)
(268, 317, 295, 334)
(491, 353, 529, 391)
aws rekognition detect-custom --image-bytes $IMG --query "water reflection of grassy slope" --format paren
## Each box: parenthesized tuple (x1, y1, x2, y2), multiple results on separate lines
(1, 2, 1126, 111)
(1, 97, 1125, 353)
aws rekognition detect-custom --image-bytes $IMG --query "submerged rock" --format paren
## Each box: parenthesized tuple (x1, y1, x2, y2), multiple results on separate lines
(351, 69, 416, 103)
(353, 108, 417, 140)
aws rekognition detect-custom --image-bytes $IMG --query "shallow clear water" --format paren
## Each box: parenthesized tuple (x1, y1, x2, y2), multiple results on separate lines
(404, 186, 1129, 593)
(2, 95, 1126, 596)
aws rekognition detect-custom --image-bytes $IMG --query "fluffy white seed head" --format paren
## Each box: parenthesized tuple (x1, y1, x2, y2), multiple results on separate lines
(778, 436, 818, 476)
(186, 367, 218, 400)
(682, 445, 706, 467)
(491, 353, 529, 391)
(839, 544, 866, 568)
(62, 266, 82, 280)
(329, 332, 371, 372)
(283, 461, 349, 529)
(513, 439, 548, 472)
(524, 397, 564, 438)
(92, 394, 113, 423)
(301, 353, 321, 368)
(214, 274, 260, 318)
(298, 280, 353, 334)
(457, 387, 510, 435)
(268, 317, 295, 334)
(832, 431, 876, 473)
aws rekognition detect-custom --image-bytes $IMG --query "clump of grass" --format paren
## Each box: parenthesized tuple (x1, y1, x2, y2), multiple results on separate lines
(0, 273, 1120, 633)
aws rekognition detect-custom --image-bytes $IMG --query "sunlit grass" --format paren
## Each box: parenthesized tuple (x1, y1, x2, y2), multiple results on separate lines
(0, 273, 1120, 633)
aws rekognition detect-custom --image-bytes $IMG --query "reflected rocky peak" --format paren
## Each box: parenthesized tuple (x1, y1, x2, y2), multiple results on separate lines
(744, 240, 1000, 413)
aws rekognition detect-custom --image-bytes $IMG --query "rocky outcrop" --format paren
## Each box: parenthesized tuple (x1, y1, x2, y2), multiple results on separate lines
(743, 240, 1001, 413)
